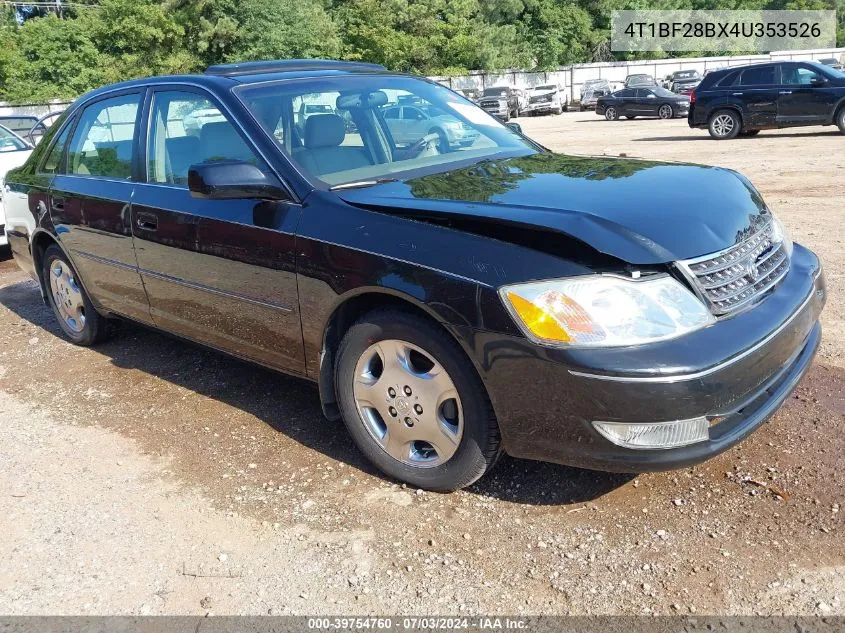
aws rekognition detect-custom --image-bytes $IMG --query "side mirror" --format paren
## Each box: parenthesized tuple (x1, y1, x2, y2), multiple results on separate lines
(647, 93, 657, 99)
(188, 161, 289, 201)
(810, 77, 828, 87)
(505, 121, 523, 134)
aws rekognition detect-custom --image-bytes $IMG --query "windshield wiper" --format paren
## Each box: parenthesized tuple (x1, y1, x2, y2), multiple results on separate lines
(329, 177, 398, 191)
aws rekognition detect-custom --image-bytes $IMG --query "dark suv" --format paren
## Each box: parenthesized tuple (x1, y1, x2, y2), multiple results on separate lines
(689, 61, 845, 139)
(4, 59, 825, 491)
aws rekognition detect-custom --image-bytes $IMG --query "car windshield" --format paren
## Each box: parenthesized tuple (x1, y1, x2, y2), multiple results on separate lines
(237, 75, 535, 187)
(0, 125, 29, 152)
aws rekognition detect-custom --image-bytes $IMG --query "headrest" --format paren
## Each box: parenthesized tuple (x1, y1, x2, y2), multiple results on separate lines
(304, 114, 346, 149)
(199, 122, 252, 162)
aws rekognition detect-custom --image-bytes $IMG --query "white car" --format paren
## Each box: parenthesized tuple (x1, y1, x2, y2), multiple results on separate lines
(382, 104, 480, 149)
(0, 125, 34, 249)
(525, 84, 569, 115)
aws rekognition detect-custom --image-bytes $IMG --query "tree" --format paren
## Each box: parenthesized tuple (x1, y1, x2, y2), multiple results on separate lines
(232, 0, 341, 62)
(3, 15, 101, 103)
(80, 0, 190, 83)
(165, 0, 240, 69)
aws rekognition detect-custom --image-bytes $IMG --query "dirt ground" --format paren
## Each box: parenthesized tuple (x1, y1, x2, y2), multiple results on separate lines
(0, 113, 843, 616)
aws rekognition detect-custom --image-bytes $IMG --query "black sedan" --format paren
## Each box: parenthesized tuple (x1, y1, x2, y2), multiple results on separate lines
(3, 59, 825, 492)
(597, 87, 690, 121)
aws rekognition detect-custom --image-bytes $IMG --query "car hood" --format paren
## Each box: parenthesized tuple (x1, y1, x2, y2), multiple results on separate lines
(336, 153, 769, 265)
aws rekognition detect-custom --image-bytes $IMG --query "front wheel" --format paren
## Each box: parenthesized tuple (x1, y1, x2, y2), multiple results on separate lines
(605, 106, 619, 121)
(658, 104, 674, 119)
(836, 106, 845, 134)
(708, 109, 741, 139)
(42, 244, 109, 345)
(335, 310, 501, 492)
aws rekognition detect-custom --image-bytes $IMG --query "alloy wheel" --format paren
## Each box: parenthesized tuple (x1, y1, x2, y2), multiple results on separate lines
(352, 339, 463, 468)
(658, 104, 673, 119)
(605, 107, 617, 121)
(712, 114, 735, 137)
(49, 259, 86, 333)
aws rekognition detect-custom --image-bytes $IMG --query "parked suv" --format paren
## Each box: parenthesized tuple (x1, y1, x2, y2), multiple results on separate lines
(4, 59, 826, 491)
(477, 86, 520, 121)
(689, 61, 845, 139)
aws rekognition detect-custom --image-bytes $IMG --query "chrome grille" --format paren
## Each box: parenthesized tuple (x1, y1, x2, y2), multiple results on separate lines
(678, 220, 790, 316)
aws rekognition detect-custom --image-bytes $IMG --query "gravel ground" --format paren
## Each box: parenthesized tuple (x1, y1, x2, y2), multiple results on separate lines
(0, 113, 843, 616)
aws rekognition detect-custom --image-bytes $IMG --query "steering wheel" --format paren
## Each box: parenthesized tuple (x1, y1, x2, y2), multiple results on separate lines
(398, 132, 440, 160)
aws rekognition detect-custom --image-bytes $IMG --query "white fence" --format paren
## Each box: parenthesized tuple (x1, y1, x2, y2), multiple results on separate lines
(0, 100, 71, 120)
(431, 47, 845, 101)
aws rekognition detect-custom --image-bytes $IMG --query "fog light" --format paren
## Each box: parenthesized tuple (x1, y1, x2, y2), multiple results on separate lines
(593, 417, 709, 450)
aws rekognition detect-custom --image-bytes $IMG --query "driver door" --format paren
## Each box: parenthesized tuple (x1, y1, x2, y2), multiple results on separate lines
(131, 86, 305, 373)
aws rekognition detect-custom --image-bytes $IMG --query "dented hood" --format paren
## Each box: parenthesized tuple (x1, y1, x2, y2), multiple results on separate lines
(336, 153, 769, 265)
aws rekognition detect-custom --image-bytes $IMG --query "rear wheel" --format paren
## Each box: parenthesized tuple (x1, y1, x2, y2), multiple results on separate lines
(42, 244, 109, 345)
(836, 106, 845, 134)
(335, 309, 501, 492)
(658, 104, 674, 119)
(708, 109, 741, 140)
(605, 106, 619, 121)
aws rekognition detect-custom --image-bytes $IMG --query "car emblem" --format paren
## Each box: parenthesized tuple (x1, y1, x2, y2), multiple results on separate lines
(745, 259, 760, 282)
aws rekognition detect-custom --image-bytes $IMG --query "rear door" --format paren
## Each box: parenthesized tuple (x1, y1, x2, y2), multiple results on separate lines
(48, 90, 151, 324)
(734, 65, 779, 128)
(130, 86, 304, 373)
(777, 63, 838, 124)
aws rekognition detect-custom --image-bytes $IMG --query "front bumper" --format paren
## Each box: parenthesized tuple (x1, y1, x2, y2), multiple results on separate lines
(526, 102, 557, 114)
(480, 103, 508, 117)
(460, 244, 825, 472)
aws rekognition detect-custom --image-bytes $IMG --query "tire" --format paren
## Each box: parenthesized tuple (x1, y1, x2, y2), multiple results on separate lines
(708, 109, 741, 140)
(41, 244, 109, 345)
(335, 309, 501, 492)
(605, 106, 619, 121)
(658, 104, 674, 119)
(836, 106, 845, 134)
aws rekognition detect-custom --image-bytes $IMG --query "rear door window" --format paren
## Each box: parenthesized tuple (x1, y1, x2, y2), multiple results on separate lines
(67, 93, 141, 179)
(739, 66, 777, 86)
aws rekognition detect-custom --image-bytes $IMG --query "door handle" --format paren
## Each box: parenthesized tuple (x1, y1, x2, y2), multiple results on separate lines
(135, 212, 158, 231)
(50, 196, 65, 211)
(732, 92, 743, 96)
(779, 90, 792, 95)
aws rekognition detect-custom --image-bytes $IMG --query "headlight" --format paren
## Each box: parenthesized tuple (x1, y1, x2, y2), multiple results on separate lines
(500, 274, 715, 348)
(770, 214, 793, 258)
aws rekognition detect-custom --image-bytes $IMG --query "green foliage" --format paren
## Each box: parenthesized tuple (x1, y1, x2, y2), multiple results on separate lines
(4, 15, 101, 103)
(232, 0, 341, 61)
(0, 0, 841, 104)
